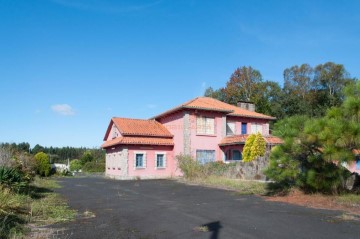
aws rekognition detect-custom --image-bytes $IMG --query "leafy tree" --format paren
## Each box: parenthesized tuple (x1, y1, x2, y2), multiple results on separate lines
(256, 81, 285, 119)
(80, 151, 94, 165)
(242, 134, 256, 162)
(32, 144, 45, 155)
(70, 159, 82, 172)
(34, 152, 51, 177)
(224, 66, 263, 104)
(204, 87, 226, 102)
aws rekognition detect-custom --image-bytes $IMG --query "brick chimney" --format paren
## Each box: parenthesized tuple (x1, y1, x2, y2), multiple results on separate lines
(237, 101, 256, 112)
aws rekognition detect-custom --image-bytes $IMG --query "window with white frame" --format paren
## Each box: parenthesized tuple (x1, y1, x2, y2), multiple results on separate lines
(251, 123, 263, 134)
(134, 152, 146, 168)
(155, 152, 166, 168)
(226, 121, 235, 135)
(197, 116, 215, 135)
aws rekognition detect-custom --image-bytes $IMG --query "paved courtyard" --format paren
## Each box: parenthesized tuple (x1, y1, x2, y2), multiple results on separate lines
(54, 177, 360, 239)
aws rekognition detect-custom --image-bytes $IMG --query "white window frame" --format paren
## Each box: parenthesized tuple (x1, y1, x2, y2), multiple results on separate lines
(134, 151, 146, 169)
(251, 123, 263, 134)
(226, 121, 236, 136)
(155, 152, 167, 169)
(196, 116, 215, 135)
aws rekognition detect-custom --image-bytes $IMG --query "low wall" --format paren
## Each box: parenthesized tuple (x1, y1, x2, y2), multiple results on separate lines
(224, 153, 270, 180)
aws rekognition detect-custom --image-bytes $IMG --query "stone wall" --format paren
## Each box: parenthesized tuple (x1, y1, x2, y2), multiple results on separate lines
(224, 151, 270, 180)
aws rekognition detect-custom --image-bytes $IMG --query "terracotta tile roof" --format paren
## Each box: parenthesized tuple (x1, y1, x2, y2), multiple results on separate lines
(102, 136, 174, 148)
(151, 97, 275, 120)
(219, 135, 283, 146)
(112, 117, 173, 137)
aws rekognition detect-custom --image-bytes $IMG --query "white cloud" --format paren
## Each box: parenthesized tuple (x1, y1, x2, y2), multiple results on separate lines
(51, 104, 75, 116)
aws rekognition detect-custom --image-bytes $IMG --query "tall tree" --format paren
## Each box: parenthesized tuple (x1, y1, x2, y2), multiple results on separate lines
(224, 66, 263, 105)
(314, 62, 352, 107)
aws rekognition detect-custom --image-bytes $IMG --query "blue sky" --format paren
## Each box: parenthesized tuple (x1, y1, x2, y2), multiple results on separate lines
(1, 0, 359, 148)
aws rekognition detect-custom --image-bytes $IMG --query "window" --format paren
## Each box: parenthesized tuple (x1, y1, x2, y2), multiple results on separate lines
(225, 150, 242, 161)
(251, 123, 263, 134)
(197, 116, 215, 135)
(241, 123, 247, 134)
(156, 153, 166, 168)
(226, 121, 235, 136)
(356, 156, 360, 170)
(232, 150, 242, 161)
(196, 150, 215, 164)
(134, 152, 146, 168)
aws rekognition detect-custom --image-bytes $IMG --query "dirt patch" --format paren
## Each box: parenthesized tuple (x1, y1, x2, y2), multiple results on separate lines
(265, 189, 360, 216)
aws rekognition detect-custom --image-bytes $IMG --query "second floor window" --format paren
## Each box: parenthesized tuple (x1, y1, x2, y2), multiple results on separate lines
(241, 123, 247, 134)
(197, 116, 215, 135)
(226, 121, 235, 135)
(251, 123, 263, 134)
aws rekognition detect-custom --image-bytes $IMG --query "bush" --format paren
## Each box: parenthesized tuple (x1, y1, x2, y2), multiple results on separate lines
(34, 152, 51, 177)
(70, 159, 82, 172)
(204, 161, 235, 176)
(176, 154, 202, 179)
(0, 166, 27, 191)
(82, 161, 105, 173)
(80, 151, 94, 166)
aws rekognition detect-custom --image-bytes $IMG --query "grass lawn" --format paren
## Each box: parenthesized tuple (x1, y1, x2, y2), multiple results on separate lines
(0, 177, 76, 239)
(181, 176, 360, 215)
(181, 175, 267, 195)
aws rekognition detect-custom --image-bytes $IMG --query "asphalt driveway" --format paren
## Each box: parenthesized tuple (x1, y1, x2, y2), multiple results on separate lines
(54, 177, 360, 239)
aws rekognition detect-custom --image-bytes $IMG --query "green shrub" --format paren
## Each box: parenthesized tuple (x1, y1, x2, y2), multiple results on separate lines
(70, 159, 82, 172)
(176, 154, 203, 179)
(80, 151, 94, 166)
(204, 161, 235, 176)
(34, 152, 51, 177)
(82, 160, 105, 173)
(0, 166, 27, 191)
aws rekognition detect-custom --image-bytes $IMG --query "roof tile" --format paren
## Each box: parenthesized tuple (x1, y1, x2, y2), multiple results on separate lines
(102, 136, 174, 148)
(219, 135, 283, 146)
(152, 97, 275, 120)
(112, 117, 173, 137)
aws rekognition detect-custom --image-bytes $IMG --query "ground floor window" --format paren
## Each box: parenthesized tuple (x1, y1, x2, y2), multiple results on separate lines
(225, 149, 242, 161)
(135, 153, 145, 168)
(232, 150, 242, 160)
(156, 153, 166, 168)
(196, 150, 215, 164)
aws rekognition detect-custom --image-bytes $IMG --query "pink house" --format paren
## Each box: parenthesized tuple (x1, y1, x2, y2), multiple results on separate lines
(101, 97, 282, 179)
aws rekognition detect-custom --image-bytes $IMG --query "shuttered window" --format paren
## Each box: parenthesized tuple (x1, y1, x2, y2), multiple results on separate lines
(196, 150, 215, 164)
(197, 117, 215, 135)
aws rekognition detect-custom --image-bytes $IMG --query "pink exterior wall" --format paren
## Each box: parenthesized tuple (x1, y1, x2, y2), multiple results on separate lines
(106, 122, 122, 141)
(189, 111, 224, 161)
(127, 145, 176, 179)
(159, 111, 184, 157)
